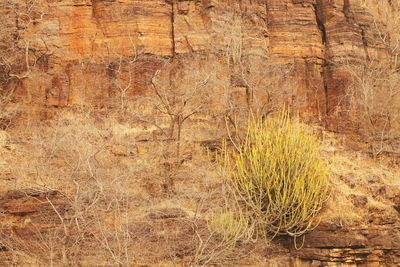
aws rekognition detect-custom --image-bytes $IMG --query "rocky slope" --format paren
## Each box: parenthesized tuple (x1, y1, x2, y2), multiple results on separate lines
(0, 115, 399, 266)
(1, 0, 399, 266)
(1, 162, 400, 266)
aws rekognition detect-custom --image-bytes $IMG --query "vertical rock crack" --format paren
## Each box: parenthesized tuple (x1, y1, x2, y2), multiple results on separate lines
(166, 0, 176, 57)
(313, 1, 329, 115)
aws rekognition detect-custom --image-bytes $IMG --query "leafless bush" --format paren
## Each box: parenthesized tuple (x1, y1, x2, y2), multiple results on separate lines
(209, 6, 298, 127)
(0, 0, 52, 128)
(101, 34, 138, 111)
(0, 107, 248, 266)
(343, 59, 400, 157)
(239, 57, 298, 114)
(150, 56, 215, 161)
(0, 109, 142, 266)
(0, 90, 19, 130)
(340, 0, 400, 157)
(0, 0, 51, 82)
(122, 54, 223, 193)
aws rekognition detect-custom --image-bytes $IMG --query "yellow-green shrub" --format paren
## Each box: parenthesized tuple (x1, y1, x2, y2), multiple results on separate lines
(207, 209, 250, 247)
(216, 110, 330, 247)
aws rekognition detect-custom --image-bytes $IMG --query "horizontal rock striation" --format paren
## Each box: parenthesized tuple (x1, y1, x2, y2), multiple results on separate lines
(0, 0, 391, 119)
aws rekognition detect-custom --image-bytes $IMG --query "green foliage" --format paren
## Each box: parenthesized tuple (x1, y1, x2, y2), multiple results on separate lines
(216, 109, 330, 248)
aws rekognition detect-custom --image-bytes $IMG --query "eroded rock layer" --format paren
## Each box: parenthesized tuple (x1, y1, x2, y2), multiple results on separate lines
(0, 0, 390, 118)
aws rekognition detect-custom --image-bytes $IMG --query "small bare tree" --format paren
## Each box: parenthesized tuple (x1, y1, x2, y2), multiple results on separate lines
(102, 34, 138, 111)
(149, 56, 214, 166)
(0, 0, 51, 82)
(340, 0, 400, 157)
(213, 7, 297, 127)
(0, 0, 52, 128)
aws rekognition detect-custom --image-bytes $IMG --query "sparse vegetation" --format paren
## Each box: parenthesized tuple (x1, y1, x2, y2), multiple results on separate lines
(2, 0, 400, 266)
(341, 0, 400, 157)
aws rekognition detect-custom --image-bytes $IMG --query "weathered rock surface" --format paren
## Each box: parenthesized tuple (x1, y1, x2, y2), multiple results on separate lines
(263, 220, 400, 266)
(290, 224, 400, 266)
(0, 0, 392, 118)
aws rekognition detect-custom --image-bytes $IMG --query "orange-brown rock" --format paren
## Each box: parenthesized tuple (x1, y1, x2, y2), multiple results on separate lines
(0, 0, 392, 118)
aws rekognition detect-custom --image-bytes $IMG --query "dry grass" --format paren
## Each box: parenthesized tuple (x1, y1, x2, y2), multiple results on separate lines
(0, 106, 249, 266)
(319, 130, 400, 228)
(0, 104, 399, 266)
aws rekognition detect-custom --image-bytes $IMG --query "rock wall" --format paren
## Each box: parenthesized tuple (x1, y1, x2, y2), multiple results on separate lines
(0, 0, 390, 118)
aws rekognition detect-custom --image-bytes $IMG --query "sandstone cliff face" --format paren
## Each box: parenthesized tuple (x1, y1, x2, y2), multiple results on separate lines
(1, 2, 399, 265)
(0, 0, 390, 117)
